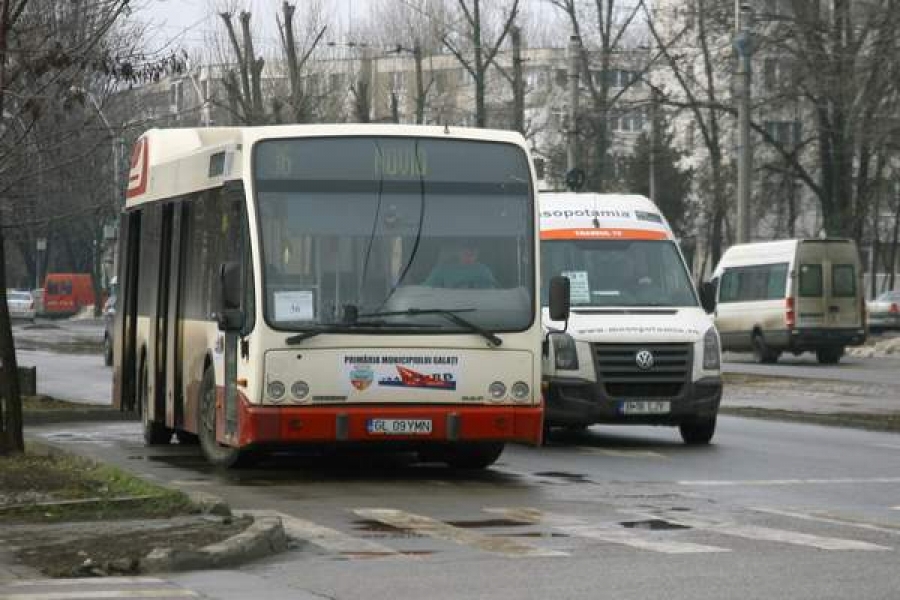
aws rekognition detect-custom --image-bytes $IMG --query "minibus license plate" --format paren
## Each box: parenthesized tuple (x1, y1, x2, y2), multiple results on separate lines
(367, 418, 433, 435)
(619, 401, 670, 415)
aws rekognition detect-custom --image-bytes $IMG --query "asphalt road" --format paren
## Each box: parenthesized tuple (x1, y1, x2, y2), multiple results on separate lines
(28, 417, 900, 600)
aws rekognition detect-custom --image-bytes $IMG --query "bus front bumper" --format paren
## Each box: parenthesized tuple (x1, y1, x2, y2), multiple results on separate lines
(237, 402, 544, 447)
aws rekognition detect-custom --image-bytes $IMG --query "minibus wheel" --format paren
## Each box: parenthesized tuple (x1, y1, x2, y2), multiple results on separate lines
(198, 367, 258, 468)
(752, 333, 780, 364)
(679, 417, 717, 445)
(816, 346, 844, 364)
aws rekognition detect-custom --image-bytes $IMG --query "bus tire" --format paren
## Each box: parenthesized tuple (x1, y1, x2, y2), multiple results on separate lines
(175, 430, 199, 445)
(443, 442, 505, 469)
(679, 416, 717, 445)
(139, 361, 172, 446)
(198, 367, 258, 468)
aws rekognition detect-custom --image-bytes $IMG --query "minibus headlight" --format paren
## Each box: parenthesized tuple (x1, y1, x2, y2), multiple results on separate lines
(551, 333, 579, 370)
(267, 380, 286, 401)
(489, 381, 507, 400)
(703, 327, 721, 370)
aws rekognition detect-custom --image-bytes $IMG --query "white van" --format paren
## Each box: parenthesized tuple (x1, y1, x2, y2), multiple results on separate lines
(540, 193, 722, 445)
(705, 239, 866, 364)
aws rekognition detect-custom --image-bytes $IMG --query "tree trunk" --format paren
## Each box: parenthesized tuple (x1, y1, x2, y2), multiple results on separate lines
(0, 0, 25, 455)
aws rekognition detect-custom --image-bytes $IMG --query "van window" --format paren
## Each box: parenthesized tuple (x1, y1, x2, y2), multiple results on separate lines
(719, 263, 787, 303)
(798, 264, 823, 297)
(832, 264, 856, 297)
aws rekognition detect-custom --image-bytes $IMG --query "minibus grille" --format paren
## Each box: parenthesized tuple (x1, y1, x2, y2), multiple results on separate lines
(591, 343, 692, 398)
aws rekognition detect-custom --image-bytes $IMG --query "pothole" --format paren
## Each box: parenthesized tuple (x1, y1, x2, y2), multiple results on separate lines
(619, 519, 690, 531)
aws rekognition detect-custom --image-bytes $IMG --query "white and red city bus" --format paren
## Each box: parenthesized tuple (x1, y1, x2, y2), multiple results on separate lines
(112, 124, 545, 468)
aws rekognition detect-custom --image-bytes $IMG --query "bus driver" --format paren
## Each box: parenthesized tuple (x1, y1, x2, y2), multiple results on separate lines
(424, 242, 498, 289)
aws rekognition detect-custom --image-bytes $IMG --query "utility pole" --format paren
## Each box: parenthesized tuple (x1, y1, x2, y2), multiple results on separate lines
(511, 25, 524, 135)
(566, 34, 581, 175)
(734, 1, 753, 244)
(649, 87, 659, 204)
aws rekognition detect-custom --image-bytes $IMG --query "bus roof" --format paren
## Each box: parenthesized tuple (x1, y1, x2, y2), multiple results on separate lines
(539, 192, 674, 241)
(125, 124, 530, 207)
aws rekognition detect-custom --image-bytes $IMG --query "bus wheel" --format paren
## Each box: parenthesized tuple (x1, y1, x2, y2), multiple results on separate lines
(198, 367, 257, 468)
(443, 442, 505, 469)
(139, 362, 172, 446)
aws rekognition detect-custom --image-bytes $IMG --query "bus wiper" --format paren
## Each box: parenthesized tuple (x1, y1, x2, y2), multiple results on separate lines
(359, 308, 502, 347)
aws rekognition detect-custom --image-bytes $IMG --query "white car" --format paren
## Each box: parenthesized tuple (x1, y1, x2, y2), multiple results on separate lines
(867, 290, 900, 333)
(6, 289, 36, 321)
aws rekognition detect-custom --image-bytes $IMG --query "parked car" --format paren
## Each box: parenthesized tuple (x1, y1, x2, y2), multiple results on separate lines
(867, 290, 900, 333)
(6, 289, 36, 322)
(102, 283, 117, 366)
(43, 273, 95, 317)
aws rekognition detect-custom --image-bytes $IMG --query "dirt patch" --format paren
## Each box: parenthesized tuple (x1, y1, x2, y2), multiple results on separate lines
(0, 452, 194, 523)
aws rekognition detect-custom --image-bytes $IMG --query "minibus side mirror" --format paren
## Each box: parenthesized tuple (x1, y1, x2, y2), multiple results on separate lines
(218, 261, 243, 331)
(700, 281, 717, 314)
(549, 276, 571, 322)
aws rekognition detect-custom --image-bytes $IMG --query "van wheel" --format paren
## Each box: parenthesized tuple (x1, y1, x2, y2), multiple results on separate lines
(443, 443, 505, 469)
(816, 346, 844, 364)
(752, 333, 780, 364)
(198, 367, 258, 468)
(679, 417, 717, 445)
(139, 361, 172, 445)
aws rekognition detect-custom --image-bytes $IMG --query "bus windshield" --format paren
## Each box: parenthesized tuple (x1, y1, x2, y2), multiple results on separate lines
(254, 136, 534, 333)
(541, 239, 698, 308)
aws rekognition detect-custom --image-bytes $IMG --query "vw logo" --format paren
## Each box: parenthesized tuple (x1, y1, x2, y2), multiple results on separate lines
(635, 349, 655, 370)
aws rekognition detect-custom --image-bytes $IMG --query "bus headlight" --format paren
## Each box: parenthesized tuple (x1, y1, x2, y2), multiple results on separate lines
(511, 381, 530, 401)
(551, 333, 579, 370)
(489, 381, 507, 400)
(267, 380, 286, 401)
(291, 381, 310, 401)
(703, 327, 721, 370)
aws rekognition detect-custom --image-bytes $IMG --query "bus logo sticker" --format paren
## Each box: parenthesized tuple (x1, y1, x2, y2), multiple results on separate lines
(349, 365, 375, 391)
(379, 366, 456, 391)
(343, 354, 460, 393)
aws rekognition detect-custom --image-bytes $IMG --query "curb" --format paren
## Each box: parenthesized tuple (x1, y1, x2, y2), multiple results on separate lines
(140, 516, 287, 573)
(21, 437, 289, 574)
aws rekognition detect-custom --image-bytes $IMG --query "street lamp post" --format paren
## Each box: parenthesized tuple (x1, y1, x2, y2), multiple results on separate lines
(35, 237, 46, 290)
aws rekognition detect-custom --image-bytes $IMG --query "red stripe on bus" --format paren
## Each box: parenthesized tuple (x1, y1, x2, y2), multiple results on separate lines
(231, 398, 544, 447)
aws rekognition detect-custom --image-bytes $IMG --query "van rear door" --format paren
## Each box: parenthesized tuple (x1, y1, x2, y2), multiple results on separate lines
(824, 241, 862, 329)
(796, 240, 861, 331)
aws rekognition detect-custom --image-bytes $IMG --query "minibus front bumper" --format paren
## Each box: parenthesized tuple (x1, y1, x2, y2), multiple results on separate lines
(544, 375, 722, 427)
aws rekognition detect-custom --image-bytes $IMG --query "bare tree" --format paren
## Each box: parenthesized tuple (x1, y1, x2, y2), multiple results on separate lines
(442, 0, 520, 128)
(277, 1, 327, 124)
(1, 0, 135, 454)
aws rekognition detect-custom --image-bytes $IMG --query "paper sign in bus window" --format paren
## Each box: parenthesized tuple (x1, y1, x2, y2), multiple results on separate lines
(561, 270, 591, 304)
(274, 290, 314, 321)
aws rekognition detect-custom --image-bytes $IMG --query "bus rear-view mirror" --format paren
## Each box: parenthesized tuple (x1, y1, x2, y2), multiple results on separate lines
(549, 276, 571, 322)
(700, 281, 717, 314)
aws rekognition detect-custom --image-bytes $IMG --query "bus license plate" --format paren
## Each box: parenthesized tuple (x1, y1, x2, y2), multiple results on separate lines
(619, 401, 670, 415)
(367, 419, 433, 435)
